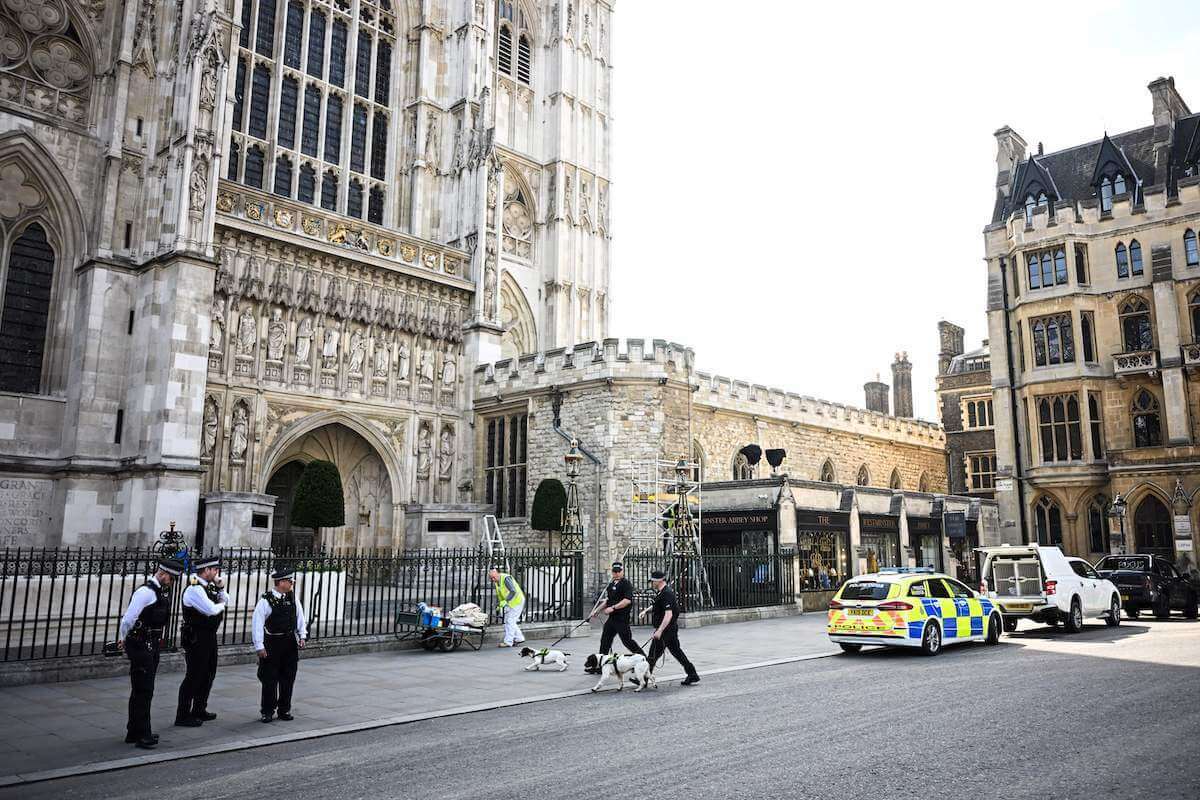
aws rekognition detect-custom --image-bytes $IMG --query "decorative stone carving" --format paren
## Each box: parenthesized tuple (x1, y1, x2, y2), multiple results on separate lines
(189, 156, 208, 213)
(598, 183, 609, 232)
(268, 262, 292, 305)
(348, 328, 366, 375)
(400, 243, 417, 262)
(423, 113, 440, 173)
(564, 172, 574, 221)
(441, 344, 457, 387)
(378, 238, 394, 257)
(216, 192, 233, 212)
(322, 321, 341, 369)
(418, 344, 435, 384)
(396, 338, 410, 381)
(579, 178, 592, 229)
(266, 308, 285, 361)
(230, 402, 249, 464)
(236, 304, 256, 355)
(201, 396, 218, 460)
(209, 298, 224, 352)
(438, 425, 454, 490)
(373, 338, 390, 378)
(295, 316, 313, 363)
(0, 162, 43, 220)
(416, 421, 432, 499)
(274, 207, 293, 228)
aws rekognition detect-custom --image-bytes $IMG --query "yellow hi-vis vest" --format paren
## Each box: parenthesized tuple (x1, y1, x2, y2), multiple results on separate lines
(494, 573, 525, 608)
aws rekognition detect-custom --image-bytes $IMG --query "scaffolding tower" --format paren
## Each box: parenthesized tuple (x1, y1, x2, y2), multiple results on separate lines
(626, 458, 713, 608)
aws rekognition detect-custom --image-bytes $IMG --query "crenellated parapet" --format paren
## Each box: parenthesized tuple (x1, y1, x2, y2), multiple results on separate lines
(473, 337, 696, 396)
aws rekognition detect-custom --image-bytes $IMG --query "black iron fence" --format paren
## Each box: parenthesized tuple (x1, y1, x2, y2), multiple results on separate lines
(0, 547, 583, 662)
(621, 548, 797, 618)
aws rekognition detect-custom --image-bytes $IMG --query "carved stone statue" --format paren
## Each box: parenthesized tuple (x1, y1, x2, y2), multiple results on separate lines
(438, 428, 454, 481)
(419, 346, 436, 384)
(416, 424, 432, 480)
(373, 339, 390, 377)
(483, 242, 497, 317)
(201, 398, 218, 459)
(424, 115, 440, 172)
(441, 346, 457, 387)
(348, 329, 366, 374)
(209, 300, 224, 352)
(189, 159, 208, 212)
(322, 323, 341, 369)
(230, 404, 248, 463)
(236, 306, 256, 355)
(396, 338, 410, 380)
(266, 308, 285, 361)
(295, 316, 313, 363)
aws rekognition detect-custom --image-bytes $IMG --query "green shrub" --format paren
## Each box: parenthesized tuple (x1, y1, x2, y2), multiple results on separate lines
(530, 478, 567, 533)
(291, 460, 345, 531)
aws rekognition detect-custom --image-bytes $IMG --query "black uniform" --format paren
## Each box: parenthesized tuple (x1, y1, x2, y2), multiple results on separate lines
(599, 577, 645, 656)
(258, 591, 300, 717)
(124, 579, 171, 742)
(176, 580, 224, 722)
(647, 585, 698, 680)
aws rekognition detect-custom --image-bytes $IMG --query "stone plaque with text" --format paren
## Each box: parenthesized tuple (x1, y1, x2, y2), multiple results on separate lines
(0, 478, 54, 547)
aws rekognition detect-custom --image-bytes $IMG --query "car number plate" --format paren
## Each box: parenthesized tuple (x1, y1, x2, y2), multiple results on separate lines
(848, 608, 874, 616)
(1004, 603, 1032, 612)
(1121, 594, 1129, 601)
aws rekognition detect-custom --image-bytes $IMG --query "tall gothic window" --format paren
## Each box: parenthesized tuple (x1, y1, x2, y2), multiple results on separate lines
(229, 0, 394, 220)
(496, 1, 533, 85)
(486, 414, 528, 518)
(1034, 496, 1063, 546)
(1130, 389, 1162, 448)
(732, 452, 754, 481)
(1190, 290, 1200, 342)
(1027, 248, 1067, 290)
(1031, 313, 1075, 367)
(1115, 242, 1129, 278)
(1186, 229, 1199, 268)
(1088, 391, 1104, 459)
(1036, 394, 1082, 462)
(1119, 297, 1153, 352)
(1080, 312, 1096, 362)
(1134, 496, 1173, 557)
(1087, 497, 1110, 553)
(0, 224, 56, 394)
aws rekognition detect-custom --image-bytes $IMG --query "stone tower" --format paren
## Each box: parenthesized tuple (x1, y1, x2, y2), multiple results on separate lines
(938, 321, 965, 375)
(892, 353, 913, 418)
(864, 376, 890, 415)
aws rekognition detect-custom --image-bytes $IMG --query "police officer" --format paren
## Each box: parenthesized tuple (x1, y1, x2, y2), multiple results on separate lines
(643, 570, 700, 686)
(117, 557, 183, 748)
(175, 556, 227, 726)
(591, 561, 645, 656)
(252, 568, 307, 722)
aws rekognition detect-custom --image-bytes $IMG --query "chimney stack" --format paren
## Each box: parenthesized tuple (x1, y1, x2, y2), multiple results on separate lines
(864, 375, 890, 415)
(1149, 76, 1190, 134)
(993, 125, 1027, 199)
(892, 352, 913, 419)
(937, 321, 965, 376)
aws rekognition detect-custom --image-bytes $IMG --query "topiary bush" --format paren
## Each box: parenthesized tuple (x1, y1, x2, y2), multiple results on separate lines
(290, 460, 345, 532)
(530, 478, 567, 534)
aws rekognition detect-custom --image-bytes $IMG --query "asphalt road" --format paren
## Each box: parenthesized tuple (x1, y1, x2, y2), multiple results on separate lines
(8, 619, 1200, 800)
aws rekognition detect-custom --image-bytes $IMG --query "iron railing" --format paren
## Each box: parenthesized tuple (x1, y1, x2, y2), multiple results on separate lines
(0, 547, 583, 662)
(620, 548, 797, 617)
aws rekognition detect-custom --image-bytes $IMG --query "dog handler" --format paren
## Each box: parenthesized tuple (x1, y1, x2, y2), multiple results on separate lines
(645, 570, 700, 686)
(592, 561, 645, 657)
(489, 568, 526, 647)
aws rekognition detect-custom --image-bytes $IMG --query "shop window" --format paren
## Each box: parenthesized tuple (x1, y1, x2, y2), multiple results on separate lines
(485, 414, 528, 518)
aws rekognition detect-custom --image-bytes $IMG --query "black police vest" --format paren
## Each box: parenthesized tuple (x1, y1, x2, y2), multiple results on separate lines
(134, 580, 171, 631)
(264, 592, 297, 636)
(182, 581, 225, 632)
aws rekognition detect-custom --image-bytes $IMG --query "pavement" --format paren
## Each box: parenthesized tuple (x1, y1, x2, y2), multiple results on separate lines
(9, 616, 1198, 800)
(0, 614, 835, 786)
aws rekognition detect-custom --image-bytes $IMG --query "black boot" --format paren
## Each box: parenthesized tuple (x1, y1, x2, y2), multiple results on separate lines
(194, 710, 217, 721)
(174, 716, 202, 727)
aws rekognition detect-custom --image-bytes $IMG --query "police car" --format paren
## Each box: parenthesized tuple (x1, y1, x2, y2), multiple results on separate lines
(827, 567, 1004, 656)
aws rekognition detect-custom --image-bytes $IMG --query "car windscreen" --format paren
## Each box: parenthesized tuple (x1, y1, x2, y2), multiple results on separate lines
(1096, 556, 1150, 572)
(840, 581, 891, 600)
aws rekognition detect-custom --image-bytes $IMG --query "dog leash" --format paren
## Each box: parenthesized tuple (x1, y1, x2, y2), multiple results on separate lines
(545, 618, 591, 651)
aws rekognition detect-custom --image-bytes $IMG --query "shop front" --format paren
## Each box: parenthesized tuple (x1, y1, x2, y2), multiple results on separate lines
(909, 515, 943, 571)
(859, 513, 901, 571)
(795, 509, 851, 592)
(699, 508, 782, 607)
(700, 508, 778, 554)
(944, 511, 979, 585)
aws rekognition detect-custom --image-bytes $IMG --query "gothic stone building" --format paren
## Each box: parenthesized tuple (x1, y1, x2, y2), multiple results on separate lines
(986, 76, 1200, 574)
(935, 321, 996, 499)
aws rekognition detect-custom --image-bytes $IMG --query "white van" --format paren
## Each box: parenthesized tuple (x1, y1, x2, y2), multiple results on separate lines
(976, 545, 1122, 632)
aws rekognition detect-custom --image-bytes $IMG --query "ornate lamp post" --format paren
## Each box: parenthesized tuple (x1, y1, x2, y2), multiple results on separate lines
(560, 439, 585, 553)
(1107, 493, 1128, 555)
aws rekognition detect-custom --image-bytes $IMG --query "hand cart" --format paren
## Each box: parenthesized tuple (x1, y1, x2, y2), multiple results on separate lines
(394, 610, 486, 652)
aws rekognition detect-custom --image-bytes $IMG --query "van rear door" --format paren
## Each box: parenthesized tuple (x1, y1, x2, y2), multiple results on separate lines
(988, 553, 1043, 612)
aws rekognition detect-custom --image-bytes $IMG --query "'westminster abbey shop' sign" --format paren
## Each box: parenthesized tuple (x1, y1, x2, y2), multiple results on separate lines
(701, 509, 778, 531)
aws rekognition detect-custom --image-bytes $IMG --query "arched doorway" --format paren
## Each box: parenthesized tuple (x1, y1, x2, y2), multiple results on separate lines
(265, 423, 398, 550)
(1133, 495, 1173, 558)
(266, 461, 308, 551)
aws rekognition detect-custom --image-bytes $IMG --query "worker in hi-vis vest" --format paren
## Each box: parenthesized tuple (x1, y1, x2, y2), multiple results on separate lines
(489, 568, 526, 647)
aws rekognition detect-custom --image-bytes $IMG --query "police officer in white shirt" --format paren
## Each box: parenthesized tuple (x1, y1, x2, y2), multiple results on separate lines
(252, 567, 307, 722)
(175, 556, 228, 726)
(117, 557, 183, 749)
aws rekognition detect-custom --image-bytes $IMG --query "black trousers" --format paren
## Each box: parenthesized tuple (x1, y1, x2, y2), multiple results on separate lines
(125, 635, 161, 739)
(177, 630, 218, 719)
(258, 635, 299, 715)
(599, 614, 644, 656)
(647, 626, 697, 679)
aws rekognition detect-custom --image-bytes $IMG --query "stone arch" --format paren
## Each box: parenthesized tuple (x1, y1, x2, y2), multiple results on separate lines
(889, 468, 903, 490)
(820, 459, 836, 483)
(855, 464, 870, 487)
(499, 270, 536, 358)
(917, 471, 930, 493)
(690, 439, 705, 482)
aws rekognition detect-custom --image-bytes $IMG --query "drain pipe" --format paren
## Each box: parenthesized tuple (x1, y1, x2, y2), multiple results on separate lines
(551, 387, 604, 591)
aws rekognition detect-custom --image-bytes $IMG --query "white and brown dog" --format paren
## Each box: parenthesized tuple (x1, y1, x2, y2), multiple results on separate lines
(519, 646, 570, 672)
(583, 653, 656, 693)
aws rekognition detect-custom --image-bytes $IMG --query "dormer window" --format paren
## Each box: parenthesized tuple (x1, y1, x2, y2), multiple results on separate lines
(1113, 174, 1127, 195)
(1100, 177, 1114, 213)
(1024, 192, 1048, 225)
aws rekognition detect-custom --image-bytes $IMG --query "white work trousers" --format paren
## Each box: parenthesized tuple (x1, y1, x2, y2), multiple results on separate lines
(502, 603, 525, 645)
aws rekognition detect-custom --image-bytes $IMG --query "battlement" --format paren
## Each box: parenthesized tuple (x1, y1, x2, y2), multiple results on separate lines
(693, 371, 944, 449)
(473, 337, 696, 392)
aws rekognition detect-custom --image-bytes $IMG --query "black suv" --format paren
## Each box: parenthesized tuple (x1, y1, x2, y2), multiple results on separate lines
(1094, 555, 1198, 619)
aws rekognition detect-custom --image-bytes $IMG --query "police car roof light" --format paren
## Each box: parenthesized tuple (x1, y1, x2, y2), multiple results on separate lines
(877, 566, 935, 574)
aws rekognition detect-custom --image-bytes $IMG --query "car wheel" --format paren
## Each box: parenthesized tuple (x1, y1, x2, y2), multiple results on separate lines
(1184, 595, 1199, 620)
(1064, 598, 1084, 633)
(1002, 616, 1018, 633)
(920, 621, 941, 656)
(838, 643, 862, 654)
(1105, 596, 1121, 628)
(1154, 593, 1172, 619)
(986, 613, 1002, 645)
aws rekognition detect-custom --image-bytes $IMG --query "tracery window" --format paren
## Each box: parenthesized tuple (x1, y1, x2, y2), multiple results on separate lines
(229, 0, 394, 221)
(733, 452, 754, 481)
(1087, 497, 1110, 553)
(0, 223, 56, 394)
(820, 460, 836, 483)
(1026, 247, 1067, 290)
(0, 4, 93, 125)
(495, 1, 533, 85)
(1034, 496, 1063, 546)
(1036, 394, 1082, 462)
(1189, 289, 1200, 342)
(1130, 389, 1162, 449)
(855, 465, 870, 487)
(1030, 313, 1075, 367)
(1119, 297, 1153, 352)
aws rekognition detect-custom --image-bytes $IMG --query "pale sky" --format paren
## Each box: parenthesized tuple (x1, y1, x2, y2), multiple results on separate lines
(609, 0, 1200, 421)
